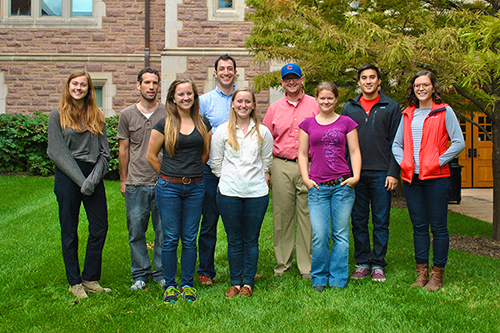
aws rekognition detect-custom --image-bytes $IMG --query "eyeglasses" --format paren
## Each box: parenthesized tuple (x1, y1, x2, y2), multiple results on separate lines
(413, 83, 432, 89)
(282, 77, 301, 83)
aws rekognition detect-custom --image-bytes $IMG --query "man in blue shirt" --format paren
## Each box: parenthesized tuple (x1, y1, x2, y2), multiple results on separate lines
(198, 54, 237, 286)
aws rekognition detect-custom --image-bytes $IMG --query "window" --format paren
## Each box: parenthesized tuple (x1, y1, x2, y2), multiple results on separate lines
(218, 0, 233, 9)
(89, 72, 116, 118)
(2, 0, 103, 28)
(207, 0, 245, 21)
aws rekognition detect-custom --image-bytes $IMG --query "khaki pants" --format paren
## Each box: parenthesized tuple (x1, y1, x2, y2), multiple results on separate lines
(271, 157, 312, 275)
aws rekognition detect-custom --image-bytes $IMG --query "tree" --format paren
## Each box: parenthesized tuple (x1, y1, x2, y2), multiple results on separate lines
(245, 0, 500, 239)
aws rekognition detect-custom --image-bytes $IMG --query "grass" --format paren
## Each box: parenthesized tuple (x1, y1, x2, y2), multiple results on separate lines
(0, 176, 499, 332)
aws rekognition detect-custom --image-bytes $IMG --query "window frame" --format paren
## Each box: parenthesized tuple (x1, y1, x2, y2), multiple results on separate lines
(1, 0, 104, 29)
(207, 0, 245, 22)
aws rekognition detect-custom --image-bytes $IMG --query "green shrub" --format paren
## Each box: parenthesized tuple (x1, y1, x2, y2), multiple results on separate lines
(0, 112, 53, 176)
(0, 113, 121, 179)
(106, 115, 120, 180)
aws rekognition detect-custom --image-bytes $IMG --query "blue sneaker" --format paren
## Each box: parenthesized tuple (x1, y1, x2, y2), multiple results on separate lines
(164, 286, 179, 303)
(181, 286, 197, 302)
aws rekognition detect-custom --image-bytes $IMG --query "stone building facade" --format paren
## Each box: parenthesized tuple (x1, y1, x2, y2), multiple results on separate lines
(0, 0, 276, 118)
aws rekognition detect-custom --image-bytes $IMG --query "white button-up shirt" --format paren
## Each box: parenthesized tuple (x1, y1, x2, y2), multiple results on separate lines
(210, 119, 273, 198)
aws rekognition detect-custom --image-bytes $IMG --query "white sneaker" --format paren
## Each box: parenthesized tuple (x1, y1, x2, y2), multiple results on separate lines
(130, 280, 147, 291)
(157, 279, 166, 288)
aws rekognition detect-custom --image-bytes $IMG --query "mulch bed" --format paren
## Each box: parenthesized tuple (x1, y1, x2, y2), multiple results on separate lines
(449, 236, 500, 260)
(392, 195, 499, 260)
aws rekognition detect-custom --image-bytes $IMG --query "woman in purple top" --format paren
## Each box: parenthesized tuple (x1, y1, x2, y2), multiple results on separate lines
(298, 81, 361, 291)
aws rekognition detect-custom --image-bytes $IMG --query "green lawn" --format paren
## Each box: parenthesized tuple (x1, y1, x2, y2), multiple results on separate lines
(0, 176, 498, 332)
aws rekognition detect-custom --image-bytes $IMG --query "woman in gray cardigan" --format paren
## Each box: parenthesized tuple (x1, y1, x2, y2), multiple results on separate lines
(48, 71, 111, 299)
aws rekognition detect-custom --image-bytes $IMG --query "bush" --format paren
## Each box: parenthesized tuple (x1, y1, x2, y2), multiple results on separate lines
(0, 113, 121, 179)
(0, 112, 53, 176)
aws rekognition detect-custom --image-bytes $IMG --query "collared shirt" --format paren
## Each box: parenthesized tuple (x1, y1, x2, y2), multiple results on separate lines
(263, 91, 320, 160)
(199, 85, 236, 134)
(117, 103, 165, 186)
(210, 119, 273, 198)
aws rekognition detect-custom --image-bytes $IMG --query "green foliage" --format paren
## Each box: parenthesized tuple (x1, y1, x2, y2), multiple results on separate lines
(1, 176, 499, 332)
(105, 115, 120, 180)
(245, 0, 500, 112)
(0, 113, 121, 179)
(0, 112, 53, 176)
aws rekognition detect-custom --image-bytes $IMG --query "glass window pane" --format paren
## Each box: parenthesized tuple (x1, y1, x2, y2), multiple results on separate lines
(94, 87, 103, 109)
(41, 0, 62, 16)
(218, 0, 233, 9)
(11, 0, 31, 16)
(72, 0, 93, 17)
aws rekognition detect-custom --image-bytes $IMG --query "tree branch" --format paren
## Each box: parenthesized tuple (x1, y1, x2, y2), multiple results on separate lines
(454, 110, 494, 141)
(452, 83, 493, 118)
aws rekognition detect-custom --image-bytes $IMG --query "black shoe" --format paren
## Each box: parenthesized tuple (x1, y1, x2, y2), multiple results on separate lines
(313, 286, 326, 292)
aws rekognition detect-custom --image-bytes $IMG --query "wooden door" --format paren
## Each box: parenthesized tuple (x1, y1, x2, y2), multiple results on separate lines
(474, 115, 493, 187)
(457, 114, 493, 188)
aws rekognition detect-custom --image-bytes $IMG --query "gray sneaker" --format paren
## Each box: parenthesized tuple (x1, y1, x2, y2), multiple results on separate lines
(130, 280, 147, 290)
(157, 279, 166, 288)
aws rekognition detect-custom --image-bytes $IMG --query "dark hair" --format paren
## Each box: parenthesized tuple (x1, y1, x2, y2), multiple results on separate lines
(137, 67, 160, 84)
(406, 70, 444, 107)
(315, 81, 339, 98)
(214, 54, 236, 70)
(357, 64, 382, 80)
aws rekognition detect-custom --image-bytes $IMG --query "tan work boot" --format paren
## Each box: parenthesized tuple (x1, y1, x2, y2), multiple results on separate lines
(423, 266, 444, 291)
(69, 283, 89, 298)
(411, 264, 429, 288)
(82, 280, 112, 293)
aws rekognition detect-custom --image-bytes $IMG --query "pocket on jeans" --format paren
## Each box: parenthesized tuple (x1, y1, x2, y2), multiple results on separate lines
(196, 180, 206, 189)
(157, 177, 170, 187)
(126, 185, 137, 193)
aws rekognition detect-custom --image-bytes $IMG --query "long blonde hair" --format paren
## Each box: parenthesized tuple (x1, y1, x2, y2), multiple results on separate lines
(227, 87, 263, 151)
(163, 78, 208, 156)
(59, 71, 104, 135)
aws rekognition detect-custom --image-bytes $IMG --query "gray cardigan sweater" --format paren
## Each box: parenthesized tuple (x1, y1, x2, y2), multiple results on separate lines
(47, 109, 110, 195)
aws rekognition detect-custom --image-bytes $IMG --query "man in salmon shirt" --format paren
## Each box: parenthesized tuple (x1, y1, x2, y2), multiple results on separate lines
(263, 64, 320, 279)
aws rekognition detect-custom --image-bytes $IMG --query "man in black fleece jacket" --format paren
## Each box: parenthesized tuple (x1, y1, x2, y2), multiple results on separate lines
(342, 64, 402, 282)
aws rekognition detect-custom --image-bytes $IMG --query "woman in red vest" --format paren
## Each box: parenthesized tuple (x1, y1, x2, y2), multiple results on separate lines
(392, 71, 464, 291)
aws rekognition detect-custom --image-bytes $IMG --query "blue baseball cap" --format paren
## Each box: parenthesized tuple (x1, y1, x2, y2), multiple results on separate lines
(281, 64, 302, 78)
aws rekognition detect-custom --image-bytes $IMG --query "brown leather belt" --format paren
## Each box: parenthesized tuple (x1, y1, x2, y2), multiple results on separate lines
(319, 175, 349, 186)
(159, 174, 203, 185)
(275, 156, 310, 162)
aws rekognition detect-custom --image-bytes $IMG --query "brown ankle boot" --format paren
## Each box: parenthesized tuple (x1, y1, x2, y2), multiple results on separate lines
(411, 264, 429, 288)
(424, 266, 444, 291)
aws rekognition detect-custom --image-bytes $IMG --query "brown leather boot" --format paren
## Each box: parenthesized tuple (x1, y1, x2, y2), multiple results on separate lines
(411, 264, 429, 288)
(424, 266, 444, 291)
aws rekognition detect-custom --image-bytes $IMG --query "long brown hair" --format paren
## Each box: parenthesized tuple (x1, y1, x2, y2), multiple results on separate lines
(163, 78, 208, 156)
(227, 87, 263, 151)
(59, 71, 104, 135)
(406, 70, 444, 107)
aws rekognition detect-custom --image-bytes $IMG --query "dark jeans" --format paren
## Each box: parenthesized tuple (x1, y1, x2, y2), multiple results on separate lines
(54, 162, 108, 286)
(404, 176, 450, 268)
(197, 164, 219, 279)
(217, 192, 269, 287)
(156, 177, 205, 288)
(351, 170, 392, 269)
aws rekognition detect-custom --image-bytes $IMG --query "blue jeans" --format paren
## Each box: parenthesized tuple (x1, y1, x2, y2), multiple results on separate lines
(54, 162, 108, 285)
(197, 164, 219, 279)
(156, 177, 205, 288)
(351, 170, 391, 269)
(217, 192, 269, 287)
(403, 176, 450, 268)
(308, 183, 355, 288)
(125, 185, 163, 283)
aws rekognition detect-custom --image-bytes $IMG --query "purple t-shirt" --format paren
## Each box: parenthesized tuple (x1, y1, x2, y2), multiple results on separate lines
(299, 115, 358, 183)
